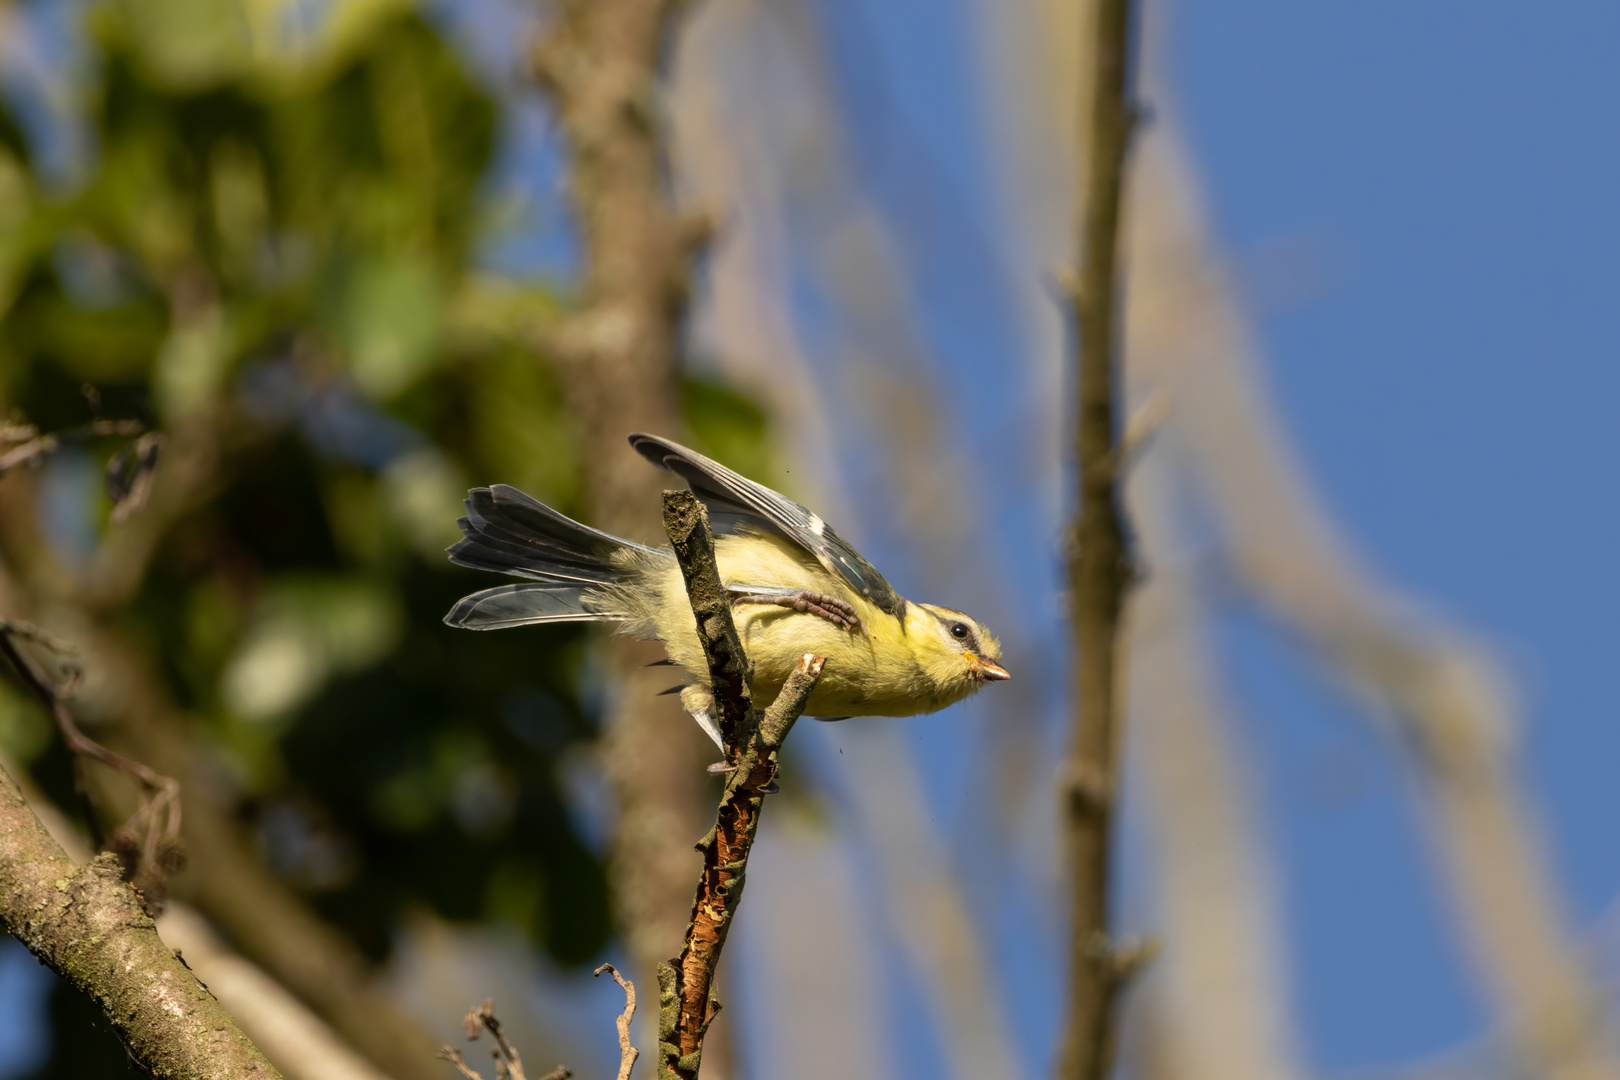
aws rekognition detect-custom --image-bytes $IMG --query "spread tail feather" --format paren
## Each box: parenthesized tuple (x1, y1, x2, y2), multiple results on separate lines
(445, 484, 662, 629)
(444, 582, 624, 630)
(447, 484, 659, 584)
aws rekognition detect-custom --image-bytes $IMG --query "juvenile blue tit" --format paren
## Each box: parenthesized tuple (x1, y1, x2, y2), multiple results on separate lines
(443, 434, 1009, 750)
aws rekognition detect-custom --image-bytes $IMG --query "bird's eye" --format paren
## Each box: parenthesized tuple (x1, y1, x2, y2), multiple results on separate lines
(950, 622, 969, 640)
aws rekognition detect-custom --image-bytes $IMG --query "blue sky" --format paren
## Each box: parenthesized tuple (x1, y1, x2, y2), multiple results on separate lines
(3, 1, 1618, 1076)
(817, 0, 1620, 1072)
(1170, 0, 1620, 1069)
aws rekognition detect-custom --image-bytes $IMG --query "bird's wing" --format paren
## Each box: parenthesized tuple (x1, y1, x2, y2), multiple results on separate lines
(628, 433, 907, 618)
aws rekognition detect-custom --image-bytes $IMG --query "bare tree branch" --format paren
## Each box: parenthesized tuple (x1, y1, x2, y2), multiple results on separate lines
(0, 418, 146, 477)
(1, 736, 392, 1080)
(0, 467, 449, 1080)
(0, 618, 183, 913)
(1059, 0, 1144, 1076)
(594, 964, 641, 1080)
(438, 998, 575, 1080)
(0, 762, 282, 1079)
(655, 491, 824, 1080)
(156, 905, 396, 1080)
(523, 4, 726, 1064)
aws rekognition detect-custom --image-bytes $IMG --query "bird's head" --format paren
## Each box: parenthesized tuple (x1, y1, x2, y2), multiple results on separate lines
(912, 603, 1010, 701)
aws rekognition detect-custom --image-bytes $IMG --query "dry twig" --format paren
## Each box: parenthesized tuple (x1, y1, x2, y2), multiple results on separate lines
(655, 491, 825, 1080)
(107, 432, 165, 522)
(0, 617, 183, 912)
(0, 416, 150, 484)
(594, 964, 640, 1080)
(1059, 0, 1145, 1076)
(437, 999, 573, 1080)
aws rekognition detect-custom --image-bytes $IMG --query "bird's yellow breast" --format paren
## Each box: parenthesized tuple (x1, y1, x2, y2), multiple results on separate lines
(646, 533, 972, 716)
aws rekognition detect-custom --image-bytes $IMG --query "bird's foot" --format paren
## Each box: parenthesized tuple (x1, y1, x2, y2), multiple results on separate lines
(729, 588, 866, 634)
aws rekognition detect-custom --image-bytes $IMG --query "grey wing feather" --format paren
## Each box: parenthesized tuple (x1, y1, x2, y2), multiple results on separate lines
(443, 583, 624, 630)
(627, 433, 907, 618)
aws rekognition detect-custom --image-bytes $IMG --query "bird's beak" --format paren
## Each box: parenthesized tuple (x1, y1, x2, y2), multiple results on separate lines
(977, 658, 1012, 682)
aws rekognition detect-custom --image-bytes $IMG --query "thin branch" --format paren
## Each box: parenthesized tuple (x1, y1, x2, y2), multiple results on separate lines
(0, 618, 183, 913)
(594, 964, 640, 1080)
(108, 432, 165, 522)
(437, 1047, 486, 1080)
(462, 999, 529, 1080)
(439, 1000, 573, 1080)
(0, 762, 282, 1079)
(1059, 0, 1143, 1076)
(0, 417, 148, 478)
(655, 491, 825, 1080)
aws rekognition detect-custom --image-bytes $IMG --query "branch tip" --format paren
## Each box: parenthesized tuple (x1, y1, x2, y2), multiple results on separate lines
(593, 964, 639, 1080)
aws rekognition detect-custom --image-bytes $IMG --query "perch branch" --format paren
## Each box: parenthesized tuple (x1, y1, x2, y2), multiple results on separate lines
(1060, 0, 1144, 1076)
(0, 762, 281, 1079)
(661, 492, 755, 756)
(654, 491, 824, 1080)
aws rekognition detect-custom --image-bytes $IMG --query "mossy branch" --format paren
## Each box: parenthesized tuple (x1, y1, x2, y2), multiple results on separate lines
(655, 491, 824, 1080)
(0, 763, 281, 1079)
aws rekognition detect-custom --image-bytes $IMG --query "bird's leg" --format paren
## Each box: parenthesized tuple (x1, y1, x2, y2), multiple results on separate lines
(727, 586, 866, 634)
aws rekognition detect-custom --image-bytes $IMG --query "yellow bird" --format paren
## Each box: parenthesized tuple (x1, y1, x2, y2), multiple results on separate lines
(444, 434, 1009, 749)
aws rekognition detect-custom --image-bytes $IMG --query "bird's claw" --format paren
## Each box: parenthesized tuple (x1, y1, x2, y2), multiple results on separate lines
(731, 589, 866, 635)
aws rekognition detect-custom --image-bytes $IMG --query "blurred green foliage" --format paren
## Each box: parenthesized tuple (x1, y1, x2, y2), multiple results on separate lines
(0, 0, 774, 1074)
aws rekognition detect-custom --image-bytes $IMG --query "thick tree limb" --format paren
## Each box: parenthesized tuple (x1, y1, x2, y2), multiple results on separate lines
(0, 763, 281, 1079)
(525, 5, 725, 1063)
(655, 492, 824, 1080)
(0, 746, 389, 1080)
(1059, 0, 1142, 1077)
(0, 270, 445, 1080)
(0, 600, 448, 1080)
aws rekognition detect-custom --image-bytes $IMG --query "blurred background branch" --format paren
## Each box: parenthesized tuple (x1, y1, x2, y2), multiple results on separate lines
(1059, 0, 1142, 1073)
(524, 3, 732, 1069)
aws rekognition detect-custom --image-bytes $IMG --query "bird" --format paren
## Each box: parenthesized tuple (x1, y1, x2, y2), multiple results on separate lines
(442, 433, 1009, 751)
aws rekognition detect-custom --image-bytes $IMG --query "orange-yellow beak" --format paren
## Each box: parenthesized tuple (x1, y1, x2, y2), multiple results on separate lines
(976, 658, 1011, 681)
